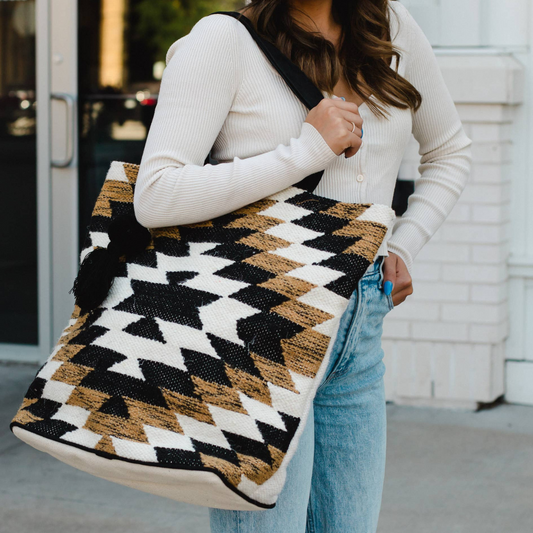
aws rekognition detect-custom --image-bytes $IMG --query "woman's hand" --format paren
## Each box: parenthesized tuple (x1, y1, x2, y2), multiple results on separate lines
(382, 252, 413, 307)
(304, 97, 363, 158)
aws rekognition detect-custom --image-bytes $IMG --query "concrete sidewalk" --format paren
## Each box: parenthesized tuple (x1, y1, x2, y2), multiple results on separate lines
(1, 362, 532, 533)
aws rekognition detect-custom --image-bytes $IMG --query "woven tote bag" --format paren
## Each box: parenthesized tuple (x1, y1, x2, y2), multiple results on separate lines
(10, 11, 396, 510)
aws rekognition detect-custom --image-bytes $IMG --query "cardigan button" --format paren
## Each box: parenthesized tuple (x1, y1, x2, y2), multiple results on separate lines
(356, 174, 365, 182)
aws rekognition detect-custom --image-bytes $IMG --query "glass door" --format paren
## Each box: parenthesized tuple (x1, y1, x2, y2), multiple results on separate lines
(0, 0, 78, 362)
(0, 0, 40, 359)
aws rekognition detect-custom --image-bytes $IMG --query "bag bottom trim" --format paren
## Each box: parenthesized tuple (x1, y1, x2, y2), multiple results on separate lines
(10, 423, 275, 510)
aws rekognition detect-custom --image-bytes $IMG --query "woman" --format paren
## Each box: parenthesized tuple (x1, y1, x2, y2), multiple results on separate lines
(133, 0, 473, 531)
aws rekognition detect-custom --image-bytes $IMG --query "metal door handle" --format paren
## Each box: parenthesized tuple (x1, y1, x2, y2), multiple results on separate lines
(51, 92, 75, 168)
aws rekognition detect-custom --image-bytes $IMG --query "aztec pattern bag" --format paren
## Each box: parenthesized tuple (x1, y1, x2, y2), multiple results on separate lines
(10, 11, 396, 510)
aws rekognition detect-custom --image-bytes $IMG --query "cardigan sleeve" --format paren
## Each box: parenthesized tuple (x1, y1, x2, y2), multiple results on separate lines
(133, 14, 338, 229)
(385, 2, 473, 275)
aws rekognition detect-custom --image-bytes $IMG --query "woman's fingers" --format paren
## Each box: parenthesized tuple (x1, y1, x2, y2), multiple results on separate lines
(343, 118, 363, 137)
(331, 98, 363, 158)
(331, 97, 364, 129)
(304, 96, 364, 156)
(383, 253, 414, 307)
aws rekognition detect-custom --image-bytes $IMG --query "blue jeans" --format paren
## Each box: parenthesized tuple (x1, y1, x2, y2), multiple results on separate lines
(209, 255, 393, 533)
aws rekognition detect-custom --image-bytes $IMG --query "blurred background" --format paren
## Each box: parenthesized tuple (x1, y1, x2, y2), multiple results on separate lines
(0, 0, 532, 531)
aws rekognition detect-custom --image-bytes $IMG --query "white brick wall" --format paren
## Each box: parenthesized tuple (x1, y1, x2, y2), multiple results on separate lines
(382, 55, 523, 409)
(506, 361, 533, 405)
(383, 339, 505, 410)
(505, 274, 533, 405)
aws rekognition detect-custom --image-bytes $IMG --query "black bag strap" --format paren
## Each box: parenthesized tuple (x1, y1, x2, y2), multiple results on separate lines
(209, 10, 327, 192)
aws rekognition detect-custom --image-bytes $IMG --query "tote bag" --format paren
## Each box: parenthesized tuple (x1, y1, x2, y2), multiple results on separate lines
(10, 11, 396, 510)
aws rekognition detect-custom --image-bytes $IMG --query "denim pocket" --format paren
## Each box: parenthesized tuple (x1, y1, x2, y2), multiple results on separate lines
(317, 281, 362, 390)
(386, 292, 394, 312)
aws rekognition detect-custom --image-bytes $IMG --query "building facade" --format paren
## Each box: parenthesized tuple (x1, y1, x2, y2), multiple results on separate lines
(1, 0, 531, 408)
(382, 0, 531, 408)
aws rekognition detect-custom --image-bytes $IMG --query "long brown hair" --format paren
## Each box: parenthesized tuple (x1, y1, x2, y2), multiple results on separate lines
(238, 0, 422, 119)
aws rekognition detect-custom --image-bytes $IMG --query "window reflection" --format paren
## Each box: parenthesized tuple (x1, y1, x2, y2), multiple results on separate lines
(78, 0, 244, 251)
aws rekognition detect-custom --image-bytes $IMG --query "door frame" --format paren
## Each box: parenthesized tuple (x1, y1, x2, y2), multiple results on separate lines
(0, 0, 79, 364)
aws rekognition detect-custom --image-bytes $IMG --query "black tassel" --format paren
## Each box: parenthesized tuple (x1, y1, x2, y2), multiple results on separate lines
(70, 214, 152, 310)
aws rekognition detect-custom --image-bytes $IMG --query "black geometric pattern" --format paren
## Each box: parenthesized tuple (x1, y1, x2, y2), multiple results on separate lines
(11, 161, 395, 508)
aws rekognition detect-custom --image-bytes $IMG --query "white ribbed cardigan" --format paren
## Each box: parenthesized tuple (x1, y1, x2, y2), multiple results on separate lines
(133, 1, 473, 275)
